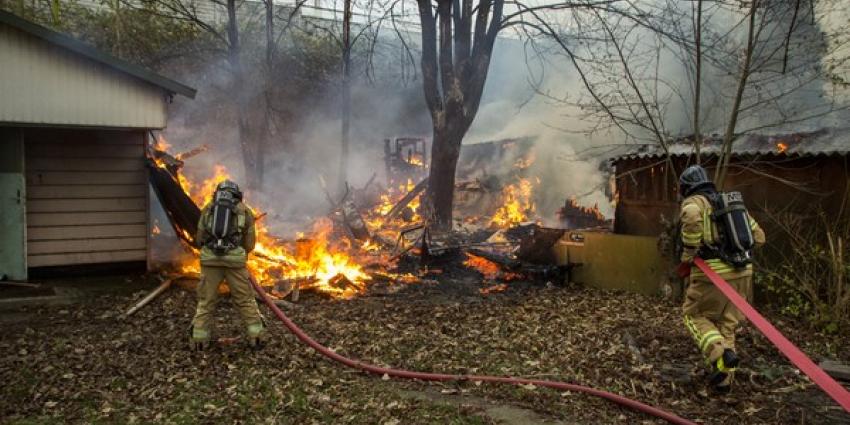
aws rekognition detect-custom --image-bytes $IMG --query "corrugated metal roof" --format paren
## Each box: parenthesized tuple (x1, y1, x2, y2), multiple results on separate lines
(0, 10, 196, 99)
(612, 127, 850, 162)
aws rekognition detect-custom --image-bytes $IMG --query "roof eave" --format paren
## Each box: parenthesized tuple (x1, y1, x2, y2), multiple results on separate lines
(0, 10, 196, 99)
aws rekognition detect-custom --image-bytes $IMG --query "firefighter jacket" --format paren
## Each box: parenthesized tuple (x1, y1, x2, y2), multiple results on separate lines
(680, 194, 766, 277)
(195, 202, 256, 267)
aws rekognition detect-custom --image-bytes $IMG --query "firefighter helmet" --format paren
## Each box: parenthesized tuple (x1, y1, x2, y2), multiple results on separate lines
(215, 179, 243, 201)
(679, 165, 715, 197)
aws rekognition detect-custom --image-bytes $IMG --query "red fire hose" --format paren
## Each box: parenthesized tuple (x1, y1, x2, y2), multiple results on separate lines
(249, 277, 696, 425)
(693, 259, 850, 413)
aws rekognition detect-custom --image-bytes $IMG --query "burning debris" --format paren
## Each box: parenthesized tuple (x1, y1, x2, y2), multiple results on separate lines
(557, 198, 609, 230)
(464, 253, 522, 281)
(489, 178, 539, 228)
(384, 137, 428, 186)
(149, 143, 384, 299)
(146, 134, 608, 302)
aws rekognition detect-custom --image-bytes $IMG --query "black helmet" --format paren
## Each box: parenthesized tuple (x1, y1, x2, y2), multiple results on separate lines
(679, 165, 715, 197)
(215, 179, 242, 201)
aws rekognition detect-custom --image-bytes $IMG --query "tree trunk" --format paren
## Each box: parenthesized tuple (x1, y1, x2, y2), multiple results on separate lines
(426, 125, 464, 228)
(226, 0, 259, 190)
(693, 0, 702, 165)
(338, 0, 352, 194)
(258, 0, 276, 190)
(50, 0, 61, 25)
(265, 0, 275, 67)
(415, 0, 501, 230)
(715, 0, 759, 187)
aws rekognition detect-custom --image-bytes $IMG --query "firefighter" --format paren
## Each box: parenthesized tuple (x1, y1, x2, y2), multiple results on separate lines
(677, 165, 765, 392)
(189, 180, 266, 350)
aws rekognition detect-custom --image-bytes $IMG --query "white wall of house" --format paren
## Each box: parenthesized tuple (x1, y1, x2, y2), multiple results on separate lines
(0, 23, 168, 129)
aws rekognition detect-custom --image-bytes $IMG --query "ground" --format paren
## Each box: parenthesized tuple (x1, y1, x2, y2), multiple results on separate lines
(1, 274, 849, 425)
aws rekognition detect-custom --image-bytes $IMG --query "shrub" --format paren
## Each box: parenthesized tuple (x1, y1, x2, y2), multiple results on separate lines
(758, 210, 850, 333)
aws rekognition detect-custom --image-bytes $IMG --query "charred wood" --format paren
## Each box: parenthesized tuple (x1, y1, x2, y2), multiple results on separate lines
(147, 159, 201, 246)
(516, 225, 566, 265)
(384, 178, 428, 224)
(466, 247, 521, 269)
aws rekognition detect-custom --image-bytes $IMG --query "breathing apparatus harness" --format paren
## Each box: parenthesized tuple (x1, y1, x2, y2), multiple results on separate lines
(679, 165, 755, 269)
(205, 180, 245, 256)
(699, 191, 755, 268)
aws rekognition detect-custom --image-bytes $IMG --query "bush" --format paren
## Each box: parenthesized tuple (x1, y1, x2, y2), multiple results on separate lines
(758, 210, 850, 333)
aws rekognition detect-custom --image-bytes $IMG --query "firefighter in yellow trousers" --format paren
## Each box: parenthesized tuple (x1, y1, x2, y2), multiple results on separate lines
(189, 180, 266, 351)
(677, 165, 765, 392)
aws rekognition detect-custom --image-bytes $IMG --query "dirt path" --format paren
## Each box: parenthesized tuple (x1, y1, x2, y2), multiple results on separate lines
(398, 389, 574, 425)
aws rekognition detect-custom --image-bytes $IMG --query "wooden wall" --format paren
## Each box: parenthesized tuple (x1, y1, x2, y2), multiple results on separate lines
(613, 154, 850, 237)
(24, 128, 148, 267)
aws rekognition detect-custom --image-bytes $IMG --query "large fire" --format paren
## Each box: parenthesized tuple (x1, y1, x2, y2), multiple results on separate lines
(152, 145, 375, 298)
(151, 137, 545, 299)
(489, 178, 537, 228)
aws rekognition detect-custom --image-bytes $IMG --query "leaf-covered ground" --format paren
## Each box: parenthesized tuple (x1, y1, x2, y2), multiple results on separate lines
(1, 276, 849, 424)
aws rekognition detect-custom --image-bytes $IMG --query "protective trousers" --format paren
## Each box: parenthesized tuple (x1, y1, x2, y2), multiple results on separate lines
(191, 266, 264, 338)
(683, 273, 752, 364)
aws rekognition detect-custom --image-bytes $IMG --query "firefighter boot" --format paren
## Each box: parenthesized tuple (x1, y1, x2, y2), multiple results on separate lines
(246, 322, 267, 350)
(189, 326, 211, 352)
(709, 349, 739, 392)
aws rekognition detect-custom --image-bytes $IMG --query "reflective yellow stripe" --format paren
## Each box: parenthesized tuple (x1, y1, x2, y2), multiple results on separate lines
(717, 356, 736, 372)
(692, 259, 752, 277)
(699, 331, 723, 352)
(682, 231, 702, 245)
(749, 215, 761, 232)
(684, 316, 702, 343)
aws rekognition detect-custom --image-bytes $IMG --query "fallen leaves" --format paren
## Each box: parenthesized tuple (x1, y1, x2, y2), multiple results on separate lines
(0, 281, 847, 424)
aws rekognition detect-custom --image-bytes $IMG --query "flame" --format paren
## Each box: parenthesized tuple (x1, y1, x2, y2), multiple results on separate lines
(464, 253, 522, 281)
(776, 142, 788, 153)
(152, 137, 377, 299)
(480, 283, 508, 295)
(364, 178, 421, 229)
(192, 165, 230, 207)
(566, 197, 605, 221)
(407, 154, 426, 167)
(152, 223, 161, 235)
(154, 135, 171, 152)
(490, 178, 536, 228)
(360, 239, 382, 252)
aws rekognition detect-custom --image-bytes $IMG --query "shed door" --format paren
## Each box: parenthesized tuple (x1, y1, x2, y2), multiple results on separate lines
(0, 128, 26, 280)
(24, 129, 148, 268)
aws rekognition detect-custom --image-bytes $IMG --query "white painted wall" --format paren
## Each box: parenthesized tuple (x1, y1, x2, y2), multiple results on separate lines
(0, 23, 168, 128)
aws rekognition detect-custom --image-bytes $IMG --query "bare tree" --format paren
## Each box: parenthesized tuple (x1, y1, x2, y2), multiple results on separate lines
(693, 0, 702, 164)
(714, 0, 758, 186)
(527, 0, 846, 187)
(415, 0, 503, 229)
(339, 0, 353, 193)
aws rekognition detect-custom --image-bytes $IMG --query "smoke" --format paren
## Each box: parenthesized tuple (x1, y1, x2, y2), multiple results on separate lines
(156, 1, 848, 232)
(466, 38, 617, 219)
(161, 48, 431, 236)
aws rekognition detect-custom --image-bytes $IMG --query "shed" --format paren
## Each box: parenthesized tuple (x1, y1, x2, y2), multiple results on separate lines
(0, 10, 195, 280)
(610, 128, 850, 239)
